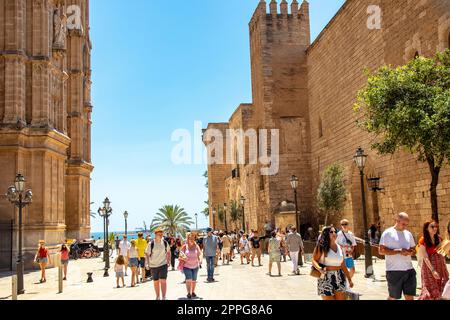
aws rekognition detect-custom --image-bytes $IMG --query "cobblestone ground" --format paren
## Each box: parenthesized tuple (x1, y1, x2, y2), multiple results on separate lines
(0, 254, 427, 300)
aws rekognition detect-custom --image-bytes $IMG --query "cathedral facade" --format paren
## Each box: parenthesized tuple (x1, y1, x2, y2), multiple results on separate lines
(203, 0, 450, 238)
(0, 0, 92, 269)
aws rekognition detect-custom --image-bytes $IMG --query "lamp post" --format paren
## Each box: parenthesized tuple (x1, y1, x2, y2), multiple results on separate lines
(240, 196, 246, 232)
(353, 147, 373, 278)
(223, 203, 228, 232)
(123, 211, 129, 236)
(6, 174, 33, 295)
(195, 213, 198, 230)
(290, 175, 300, 230)
(98, 197, 113, 277)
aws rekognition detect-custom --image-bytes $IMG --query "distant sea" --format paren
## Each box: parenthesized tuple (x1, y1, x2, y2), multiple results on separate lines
(90, 231, 153, 241)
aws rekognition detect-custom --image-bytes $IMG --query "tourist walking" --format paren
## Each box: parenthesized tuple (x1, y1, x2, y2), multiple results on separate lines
(312, 226, 354, 300)
(35, 240, 50, 283)
(286, 227, 304, 275)
(115, 236, 120, 255)
(379, 212, 417, 300)
(336, 219, 357, 278)
(146, 228, 171, 300)
(114, 255, 125, 288)
(169, 237, 178, 271)
(279, 231, 288, 262)
(180, 232, 202, 299)
(203, 228, 219, 282)
(250, 230, 263, 267)
(369, 224, 381, 245)
(136, 232, 148, 283)
(418, 221, 449, 300)
(60, 243, 70, 281)
(221, 232, 232, 265)
(128, 240, 139, 287)
(239, 234, 251, 264)
(268, 232, 281, 277)
(119, 235, 131, 276)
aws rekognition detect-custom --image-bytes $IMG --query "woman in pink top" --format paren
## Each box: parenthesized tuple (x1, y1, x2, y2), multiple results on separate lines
(60, 244, 70, 280)
(180, 233, 202, 299)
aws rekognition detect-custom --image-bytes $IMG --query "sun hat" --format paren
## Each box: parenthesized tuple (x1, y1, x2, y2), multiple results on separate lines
(154, 227, 164, 234)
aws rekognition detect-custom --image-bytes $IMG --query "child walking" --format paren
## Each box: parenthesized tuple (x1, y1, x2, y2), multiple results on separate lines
(115, 255, 125, 288)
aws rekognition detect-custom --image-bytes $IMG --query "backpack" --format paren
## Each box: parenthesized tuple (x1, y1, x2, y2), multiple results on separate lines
(149, 239, 168, 257)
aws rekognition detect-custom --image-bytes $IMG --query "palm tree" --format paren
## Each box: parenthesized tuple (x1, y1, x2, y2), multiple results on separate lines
(150, 205, 193, 237)
(90, 202, 97, 219)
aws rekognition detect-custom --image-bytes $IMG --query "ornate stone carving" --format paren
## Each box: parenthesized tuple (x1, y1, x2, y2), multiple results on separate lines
(53, 6, 67, 50)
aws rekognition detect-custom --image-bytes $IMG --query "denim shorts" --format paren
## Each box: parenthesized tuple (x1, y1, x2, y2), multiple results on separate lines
(61, 259, 69, 266)
(129, 258, 138, 268)
(116, 271, 124, 278)
(183, 267, 199, 281)
(138, 258, 146, 268)
(38, 258, 48, 264)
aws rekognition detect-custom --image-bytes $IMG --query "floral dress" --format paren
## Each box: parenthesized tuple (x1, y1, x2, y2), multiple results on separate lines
(418, 237, 449, 300)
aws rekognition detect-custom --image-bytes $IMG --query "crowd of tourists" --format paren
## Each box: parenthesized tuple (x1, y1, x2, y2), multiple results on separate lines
(31, 212, 450, 301)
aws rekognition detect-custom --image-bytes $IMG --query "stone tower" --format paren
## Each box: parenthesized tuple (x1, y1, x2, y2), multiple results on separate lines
(247, 0, 313, 230)
(0, 0, 92, 267)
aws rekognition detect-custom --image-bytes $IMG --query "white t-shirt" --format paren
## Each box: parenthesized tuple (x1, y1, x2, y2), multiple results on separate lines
(379, 227, 416, 271)
(336, 231, 357, 257)
(145, 240, 168, 268)
(119, 240, 131, 257)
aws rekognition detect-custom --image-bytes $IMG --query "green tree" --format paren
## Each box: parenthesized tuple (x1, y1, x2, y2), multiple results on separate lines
(202, 171, 209, 217)
(229, 200, 242, 229)
(150, 205, 193, 237)
(317, 164, 347, 226)
(355, 51, 450, 223)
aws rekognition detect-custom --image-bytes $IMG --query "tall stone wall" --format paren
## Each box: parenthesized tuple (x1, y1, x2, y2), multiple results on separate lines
(0, 0, 93, 269)
(307, 0, 450, 237)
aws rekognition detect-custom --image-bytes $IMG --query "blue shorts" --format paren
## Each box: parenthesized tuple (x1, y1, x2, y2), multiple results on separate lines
(138, 258, 146, 268)
(345, 257, 355, 269)
(129, 258, 138, 268)
(183, 267, 199, 281)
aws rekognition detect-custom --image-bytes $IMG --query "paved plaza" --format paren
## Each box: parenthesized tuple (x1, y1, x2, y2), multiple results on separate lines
(0, 254, 429, 301)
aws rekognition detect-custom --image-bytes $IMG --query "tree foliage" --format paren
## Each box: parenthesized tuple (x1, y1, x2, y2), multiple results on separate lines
(150, 205, 193, 237)
(317, 164, 347, 226)
(355, 50, 450, 222)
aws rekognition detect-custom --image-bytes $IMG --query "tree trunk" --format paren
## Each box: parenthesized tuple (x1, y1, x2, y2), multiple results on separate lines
(427, 157, 441, 223)
(324, 212, 329, 227)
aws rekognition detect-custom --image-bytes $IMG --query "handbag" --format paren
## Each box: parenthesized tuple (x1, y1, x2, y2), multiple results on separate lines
(310, 266, 322, 279)
(345, 290, 361, 300)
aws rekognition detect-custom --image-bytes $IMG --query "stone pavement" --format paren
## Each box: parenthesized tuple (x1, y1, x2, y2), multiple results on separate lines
(0, 254, 426, 300)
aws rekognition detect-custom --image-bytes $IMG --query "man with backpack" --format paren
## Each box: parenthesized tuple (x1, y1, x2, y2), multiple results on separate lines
(145, 228, 171, 300)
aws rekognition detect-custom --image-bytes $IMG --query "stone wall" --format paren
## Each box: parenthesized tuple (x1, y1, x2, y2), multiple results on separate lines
(307, 0, 450, 237)
(0, 0, 93, 269)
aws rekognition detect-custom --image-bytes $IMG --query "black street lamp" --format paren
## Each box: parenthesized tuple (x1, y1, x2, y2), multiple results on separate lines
(195, 212, 198, 230)
(98, 197, 113, 277)
(223, 203, 228, 232)
(6, 173, 33, 295)
(354, 147, 373, 278)
(123, 211, 129, 236)
(290, 175, 303, 267)
(240, 196, 246, 232)
(290, 175, 300, 230)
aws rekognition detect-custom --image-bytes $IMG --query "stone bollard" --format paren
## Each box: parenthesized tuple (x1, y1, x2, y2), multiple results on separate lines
(58, 266, 63, 293)
(87, 272, 93, 283)
(12, 275, 17, 301)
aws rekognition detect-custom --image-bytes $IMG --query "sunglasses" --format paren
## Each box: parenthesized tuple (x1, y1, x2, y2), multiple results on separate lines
(329, 231, 337, 234)
(341, 224, 348, 226)
(430, 225, 439, 229)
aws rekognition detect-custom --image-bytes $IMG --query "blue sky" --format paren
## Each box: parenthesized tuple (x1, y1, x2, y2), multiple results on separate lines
(89, 0, 345, 233)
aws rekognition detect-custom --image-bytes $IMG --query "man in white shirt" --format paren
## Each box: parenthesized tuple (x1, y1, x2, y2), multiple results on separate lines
(285, 227, 304, 275)
(145, 228, 171, 300)
(118, 235, 131, 276)
(379, 212, 417, 300)
(336, 219, 357, 278)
